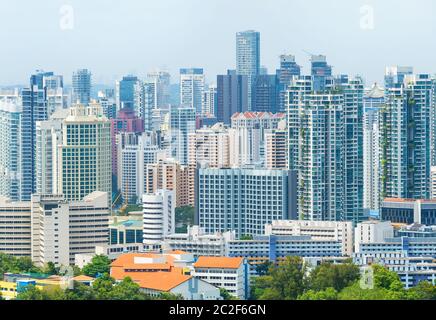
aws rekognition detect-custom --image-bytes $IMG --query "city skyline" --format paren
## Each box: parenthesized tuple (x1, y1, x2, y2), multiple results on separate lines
(2, 0, 436, 86)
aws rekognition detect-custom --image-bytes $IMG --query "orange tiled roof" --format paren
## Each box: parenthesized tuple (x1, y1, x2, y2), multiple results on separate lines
(193, 256, 243, 269)
(135, 271, 192, 291)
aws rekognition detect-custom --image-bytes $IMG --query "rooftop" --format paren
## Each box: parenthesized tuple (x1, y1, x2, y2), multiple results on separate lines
(193, 257, 243, 269)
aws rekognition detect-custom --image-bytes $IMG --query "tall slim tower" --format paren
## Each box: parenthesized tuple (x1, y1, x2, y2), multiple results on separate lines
(169, 106, 196, 165)
(180, 68, 205, 114)
(236, 30, 260, 110)
(72, 69, 91, 105)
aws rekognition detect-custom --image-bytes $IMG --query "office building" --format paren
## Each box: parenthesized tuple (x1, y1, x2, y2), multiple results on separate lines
(276, 54, 301, 112)
(310, 55, 332, 92)
(180, 68, 204, 113)
(265, 220, 353, 256)
(236, 30, 260, 109)
(31, 192, 109, 266)
(216, 70, 248, 125)
(116, 75, 139, 110)
(381, 198, 436, 225)
(54, 103, 112, 203)
(252, 74, 278, 113)
(0, 197, 31, 257)
(109, 216, 143, 245)
(431, 167, 436, 199)
(147, 70, 171, 109)
(196, 166, 297, 238)
(72, 69, 91, 105)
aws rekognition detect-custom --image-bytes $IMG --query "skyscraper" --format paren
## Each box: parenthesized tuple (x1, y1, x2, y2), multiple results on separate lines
(287, 75, 364, 223)
(60, 103, 112, 203)
(72, 69, 91, 105)
(169, 106, 196, 165)
(216, 70, 248, 125)
(236, 30, 260, 110)
(363, 83, 384, 211)
(380, 73, 434, 200)
(147, 70, 171, 109)
(21, 71, 57, 200)
(116, 75, 139, 111)
(180, 68, 205, 114)
(311, 55, 332, 92)
(0, 96, 22, 201)
(202, 84, 217, 116)
(276, 54, 301, 112)
(251, 74, 278, 113)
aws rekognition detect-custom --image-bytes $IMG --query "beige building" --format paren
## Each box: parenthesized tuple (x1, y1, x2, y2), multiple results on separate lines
(0, 197, 31, 257)
(144, 159, 193, 207)
(265, 128, 288, 170)
(31, 191, 110, 267)
(188, 123, 231, 168)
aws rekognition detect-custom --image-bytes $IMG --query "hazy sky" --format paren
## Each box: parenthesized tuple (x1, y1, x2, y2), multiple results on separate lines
(1, 0, 436, 86)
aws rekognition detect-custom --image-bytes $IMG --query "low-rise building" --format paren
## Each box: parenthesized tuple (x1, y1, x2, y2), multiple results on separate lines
(354, 220, 394, 253)
(265, 220, 353, 256)
(228, 235, 342, 275)
(162, 226, 235, 257)
(381, 198, 436, 225)
(110, 252, 221, 300)
(193, 256, 249, 300)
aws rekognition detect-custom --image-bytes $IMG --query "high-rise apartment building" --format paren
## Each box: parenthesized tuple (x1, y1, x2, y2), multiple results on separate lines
(0, 96, 22, 201)
(72, 69, 91, 105)
(380, 73, 434, 200)
(142, 189, 175, 249)
(236, 30, 260, 110)
(147, 70, 171, 109)
(111, 108, 145, 178)
(265, 126, 288, 170)
(287, 75, 364, 223)
(188, 123, 231, 168)
(180, 68, 204, 113)
(202, 84, 217, 116)
(363, 84, 384, 210)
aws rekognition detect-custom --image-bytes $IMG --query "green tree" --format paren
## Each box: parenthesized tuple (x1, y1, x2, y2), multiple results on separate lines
(16, 285, 48, 300)
(240, 235, 253, 240)
(219, 288, 238, 300)
(64, 281, 96, 300)
(110, 277, 148, 300)
(298, 287, 338, 300)
(158, 292, 184, 300)
(92, 273, 116, 300)
(250, 275, 273, 300)
(82, 255, 111, 277)
(407, 281, 436, 300)
(175, 206, 194, 233)
(309, 262, 360, 292)
(261, 256, 308, 300)
(255, 261, 273, 276)
(43, 262, 59, 275)
(372, 264, 404, 291)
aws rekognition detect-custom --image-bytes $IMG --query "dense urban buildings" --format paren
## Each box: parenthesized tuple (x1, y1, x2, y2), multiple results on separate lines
(72, 69, 91, 105)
